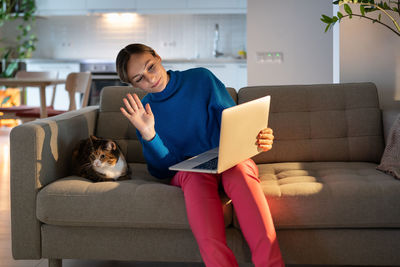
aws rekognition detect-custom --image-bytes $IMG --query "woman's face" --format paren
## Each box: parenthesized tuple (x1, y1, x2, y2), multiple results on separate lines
(126, 52, 169, 93)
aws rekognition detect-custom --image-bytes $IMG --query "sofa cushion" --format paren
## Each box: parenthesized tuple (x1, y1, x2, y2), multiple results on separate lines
(233, 162, 400, 229)
(37, 163, 233, 229)
(240, 83, 384, 164)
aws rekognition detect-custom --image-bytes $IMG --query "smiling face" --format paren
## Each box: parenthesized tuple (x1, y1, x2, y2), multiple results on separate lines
(126, 52, 169, 93)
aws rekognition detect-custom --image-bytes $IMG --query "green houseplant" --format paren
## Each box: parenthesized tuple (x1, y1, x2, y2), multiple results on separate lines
(0, 0, 38, 77)
(321, 0, 400, 37)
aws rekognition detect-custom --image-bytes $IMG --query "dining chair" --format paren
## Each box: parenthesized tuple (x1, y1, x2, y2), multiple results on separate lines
(0, 70, 59, 120)
(14, 72, 92, 121)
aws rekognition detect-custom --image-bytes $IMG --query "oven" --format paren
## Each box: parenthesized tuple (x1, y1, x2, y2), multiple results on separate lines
(80, 61, 128, 106)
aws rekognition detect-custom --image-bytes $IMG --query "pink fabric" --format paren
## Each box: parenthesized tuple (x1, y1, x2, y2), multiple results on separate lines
(170, 159, 284, 267)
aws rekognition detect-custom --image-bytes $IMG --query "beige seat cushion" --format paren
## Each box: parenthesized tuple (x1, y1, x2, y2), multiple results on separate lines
(37, 163, 233, 229)
(233, 162, 400, 229)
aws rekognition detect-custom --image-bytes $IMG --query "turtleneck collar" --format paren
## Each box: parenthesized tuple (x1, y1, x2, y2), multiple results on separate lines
(149, 70, 180, 102)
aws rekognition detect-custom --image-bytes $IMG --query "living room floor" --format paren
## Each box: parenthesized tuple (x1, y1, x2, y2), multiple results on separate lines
(0, 126, 386, 267)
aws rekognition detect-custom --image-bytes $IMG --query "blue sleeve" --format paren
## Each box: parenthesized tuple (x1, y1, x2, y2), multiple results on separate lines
(137, 131, 177, 179)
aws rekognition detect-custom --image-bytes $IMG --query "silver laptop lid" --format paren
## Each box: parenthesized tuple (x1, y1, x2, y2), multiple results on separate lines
(217, 95, 271, 173)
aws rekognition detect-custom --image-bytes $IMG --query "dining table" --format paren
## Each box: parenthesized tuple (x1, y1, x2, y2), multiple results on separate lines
(0, 77, 66, 118)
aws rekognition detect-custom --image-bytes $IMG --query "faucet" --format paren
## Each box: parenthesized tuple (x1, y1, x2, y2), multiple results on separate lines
(213, 24, 224, 58)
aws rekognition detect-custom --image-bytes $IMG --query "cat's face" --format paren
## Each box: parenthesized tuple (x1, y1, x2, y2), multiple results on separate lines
(89, 137, 119, 168)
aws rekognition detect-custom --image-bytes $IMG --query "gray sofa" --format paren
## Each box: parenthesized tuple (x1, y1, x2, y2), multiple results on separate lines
(10, 82, 400, 267)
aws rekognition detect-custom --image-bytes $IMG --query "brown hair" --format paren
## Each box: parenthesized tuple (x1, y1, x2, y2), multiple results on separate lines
(116, 43, 157, 83)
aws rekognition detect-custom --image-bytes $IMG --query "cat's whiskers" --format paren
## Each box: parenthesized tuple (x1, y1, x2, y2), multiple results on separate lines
(81, 163, 92, 170)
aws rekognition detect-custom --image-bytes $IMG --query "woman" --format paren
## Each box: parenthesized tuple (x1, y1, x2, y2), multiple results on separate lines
(116, 43, 284, 267)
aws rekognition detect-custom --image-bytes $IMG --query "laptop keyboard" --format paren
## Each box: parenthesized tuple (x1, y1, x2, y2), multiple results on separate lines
(193, 157, 218, 170)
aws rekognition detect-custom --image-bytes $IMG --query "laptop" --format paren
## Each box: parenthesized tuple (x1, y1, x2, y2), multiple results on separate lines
(168, 95, 271, 174)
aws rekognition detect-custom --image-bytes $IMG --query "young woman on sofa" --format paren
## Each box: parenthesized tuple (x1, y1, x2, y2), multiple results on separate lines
(116, 43, 284, 267)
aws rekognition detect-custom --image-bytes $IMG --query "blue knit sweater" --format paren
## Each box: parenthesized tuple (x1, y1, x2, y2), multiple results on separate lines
(137, 68, 236, 179)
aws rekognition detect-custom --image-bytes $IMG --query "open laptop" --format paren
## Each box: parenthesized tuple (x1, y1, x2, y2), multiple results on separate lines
(168, 95, 271, 174)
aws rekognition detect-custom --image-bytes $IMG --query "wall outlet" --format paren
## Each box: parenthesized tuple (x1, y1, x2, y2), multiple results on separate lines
(256, 52, 283, 63)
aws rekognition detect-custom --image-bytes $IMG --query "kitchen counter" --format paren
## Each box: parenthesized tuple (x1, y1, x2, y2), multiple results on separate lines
(163, 58, 246, 64)
(23, 57, 247, 64)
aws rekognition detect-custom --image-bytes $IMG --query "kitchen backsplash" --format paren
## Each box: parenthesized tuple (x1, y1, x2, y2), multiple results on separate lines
(1, 14, 246, 60)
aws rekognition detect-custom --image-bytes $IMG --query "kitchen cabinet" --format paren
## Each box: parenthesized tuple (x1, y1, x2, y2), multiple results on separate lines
(35, 0, 246, 16)
(198, 63, 247, 91)
(136, 0, 184, 9)
(35, 0, 87, 15)
(162, 61, 247, 91)
(135, 0, 186, 14)
(139, 0, 246, 14)
(137, 0, 245, 14)
(187, 0, 246, 9)
(86, 0, 137, 12)
(25, 62, 80, 110)
(232, 63, 247, 90)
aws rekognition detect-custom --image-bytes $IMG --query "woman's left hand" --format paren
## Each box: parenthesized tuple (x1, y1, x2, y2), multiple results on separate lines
(257, 128, 274, 152)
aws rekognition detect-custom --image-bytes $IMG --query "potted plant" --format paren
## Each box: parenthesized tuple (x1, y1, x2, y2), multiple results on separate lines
(321, 0, 400, 37)
(0, 0, 38, 77)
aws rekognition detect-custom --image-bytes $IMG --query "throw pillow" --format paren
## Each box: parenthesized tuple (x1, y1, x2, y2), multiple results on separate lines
(377, 114, 400, 179)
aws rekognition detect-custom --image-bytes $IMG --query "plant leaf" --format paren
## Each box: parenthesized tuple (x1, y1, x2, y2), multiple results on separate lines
(322, 14, 334, 23)
(360, 5, 366, 16)
(383, 2, 390, 9)
(344, 4, 353, 16)
(337, 11, 344, 19)
(4, 61, 18, 77)
(324, 24, 331, 32)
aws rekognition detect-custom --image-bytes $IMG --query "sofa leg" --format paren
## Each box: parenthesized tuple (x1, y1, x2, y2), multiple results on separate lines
(48, 259, 62, 267)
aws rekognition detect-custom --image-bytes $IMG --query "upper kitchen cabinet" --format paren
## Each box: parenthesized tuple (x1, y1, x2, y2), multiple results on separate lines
(35, 0, 88, 15)
(186, 0, 246, 13)
(86, 0, 137, 12)
(36, 0, 137, 15)
(136, 0, 184, 13)
(136, 0, 245, 14)
(35, 0, 246, 16)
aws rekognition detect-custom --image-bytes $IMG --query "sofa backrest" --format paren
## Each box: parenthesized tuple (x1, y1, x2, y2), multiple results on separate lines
(97, 83, 384, 164)
(240, 82, 384, 164)
(96, 86, 238, 163)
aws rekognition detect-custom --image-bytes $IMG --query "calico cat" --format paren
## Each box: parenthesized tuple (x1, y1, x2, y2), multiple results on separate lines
(72, 135, 130, 182)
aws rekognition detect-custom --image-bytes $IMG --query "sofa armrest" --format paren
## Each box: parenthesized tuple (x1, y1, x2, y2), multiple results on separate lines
(382, 109, 400, 144)
(10, 106, 98, 260)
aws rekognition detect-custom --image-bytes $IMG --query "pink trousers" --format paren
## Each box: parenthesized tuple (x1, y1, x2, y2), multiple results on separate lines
(170, 159, 284, 267)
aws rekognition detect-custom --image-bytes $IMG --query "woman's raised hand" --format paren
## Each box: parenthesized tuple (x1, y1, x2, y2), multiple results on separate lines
(257, 128, 274, 152)
(120, 93, 156, 141)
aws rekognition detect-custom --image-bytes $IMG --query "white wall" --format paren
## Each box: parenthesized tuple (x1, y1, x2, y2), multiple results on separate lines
(247, 0, 334, 86)
(340, 3, 400, 109)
